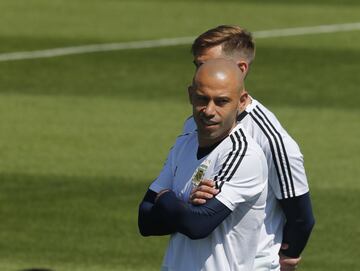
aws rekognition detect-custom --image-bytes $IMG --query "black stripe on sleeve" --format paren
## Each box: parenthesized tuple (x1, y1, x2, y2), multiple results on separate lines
(252, 108, 291, 197)
(250, 106, 295, 198)
(249, 111, 285, 198)
(218, 131, 242, 183)
(216, 129, 247, 190)
(214, 133, 237, 186)
(255, 106, 295, 196)
(224, 129, 248, 183)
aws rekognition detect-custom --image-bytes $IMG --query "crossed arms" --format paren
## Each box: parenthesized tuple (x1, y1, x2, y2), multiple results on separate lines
(138, 189, 231, 239)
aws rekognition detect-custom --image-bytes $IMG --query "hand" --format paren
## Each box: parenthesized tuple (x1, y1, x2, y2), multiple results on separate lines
(189, 179, 219, 205)
(155, 189, 170, 203)
(279, 243, 301, 271)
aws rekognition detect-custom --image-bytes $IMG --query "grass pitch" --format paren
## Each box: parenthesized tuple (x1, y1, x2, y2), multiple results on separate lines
(0, 0, 359, 270)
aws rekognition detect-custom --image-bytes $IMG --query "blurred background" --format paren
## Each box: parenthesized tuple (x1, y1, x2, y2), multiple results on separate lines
(0, 0, 359, 270)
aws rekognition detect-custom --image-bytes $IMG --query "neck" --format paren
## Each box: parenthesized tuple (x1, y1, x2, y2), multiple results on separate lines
(198, 137, 225, 148)
(198, 123, 236, 147)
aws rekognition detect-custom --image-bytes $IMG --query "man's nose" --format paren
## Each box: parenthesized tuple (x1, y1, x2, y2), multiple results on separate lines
(203, 101, 216, 116)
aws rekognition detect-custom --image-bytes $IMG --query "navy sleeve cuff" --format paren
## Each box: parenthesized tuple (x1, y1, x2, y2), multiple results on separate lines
(279, 192, 315, 257)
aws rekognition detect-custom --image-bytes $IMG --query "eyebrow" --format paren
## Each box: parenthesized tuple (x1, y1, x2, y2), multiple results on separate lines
(194, 91, 232, 100)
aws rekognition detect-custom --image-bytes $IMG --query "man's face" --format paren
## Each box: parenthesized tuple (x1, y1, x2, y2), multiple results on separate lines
(189, 70, 240, 147)
(193, 45, 223, 68)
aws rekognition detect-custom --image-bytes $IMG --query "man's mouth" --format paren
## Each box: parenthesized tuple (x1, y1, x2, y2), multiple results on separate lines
(200, 119, 219, 127)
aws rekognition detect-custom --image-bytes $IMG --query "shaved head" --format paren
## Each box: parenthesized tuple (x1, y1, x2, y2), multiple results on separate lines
(193, 58, 244, 93)
(188, 58, 245, 147)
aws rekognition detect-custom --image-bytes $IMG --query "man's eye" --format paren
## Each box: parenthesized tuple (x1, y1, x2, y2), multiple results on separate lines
(197, 96, 207, 102)
(216, 99, 229, 106)
(195, 95, 208, 105)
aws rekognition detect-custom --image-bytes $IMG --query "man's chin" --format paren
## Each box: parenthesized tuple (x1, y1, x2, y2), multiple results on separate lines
(198, 127, 217, 137)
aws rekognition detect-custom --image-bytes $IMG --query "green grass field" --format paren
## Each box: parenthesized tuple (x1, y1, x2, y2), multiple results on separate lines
(0, 0, 359, 270)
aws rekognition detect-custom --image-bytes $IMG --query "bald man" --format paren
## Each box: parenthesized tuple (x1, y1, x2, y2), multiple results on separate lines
(187, 26, 315, 271)
(138, 59, 269, 271)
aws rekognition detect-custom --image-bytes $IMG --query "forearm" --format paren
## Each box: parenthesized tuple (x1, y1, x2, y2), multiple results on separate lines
(138, 189, 176, 236)
(155, 191, 231, 239)
(279, 192, 315, 257)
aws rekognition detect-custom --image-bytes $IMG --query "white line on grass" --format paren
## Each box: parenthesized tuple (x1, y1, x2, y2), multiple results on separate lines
(1, 22, 360, 62)
(253, 22, 360, 38)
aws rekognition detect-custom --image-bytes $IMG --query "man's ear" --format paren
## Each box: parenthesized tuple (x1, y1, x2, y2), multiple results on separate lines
(238, 90, 249, 112)
(188, 85, 193, 105)
(237, 61, 249, 76)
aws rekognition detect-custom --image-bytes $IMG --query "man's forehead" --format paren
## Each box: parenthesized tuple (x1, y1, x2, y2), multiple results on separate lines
(193, 85, 233, 96)
(192, 79, 236, 96)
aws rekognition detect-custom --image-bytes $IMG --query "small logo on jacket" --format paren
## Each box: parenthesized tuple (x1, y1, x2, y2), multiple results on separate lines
(191, 160, 211, 187)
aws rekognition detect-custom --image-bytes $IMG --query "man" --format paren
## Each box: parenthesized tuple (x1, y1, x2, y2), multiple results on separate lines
(185, 25, 315, 271)
(138, 59, 268, 271)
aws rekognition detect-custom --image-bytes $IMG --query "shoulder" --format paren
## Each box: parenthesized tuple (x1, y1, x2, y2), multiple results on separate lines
(216, 124, 267, 168)
(233, 123, 265, 155)
(213, 125, 268, 209)
(245, 99, 283, 131)
(173, 130, 196, 150)
(244, 98, 301, 150)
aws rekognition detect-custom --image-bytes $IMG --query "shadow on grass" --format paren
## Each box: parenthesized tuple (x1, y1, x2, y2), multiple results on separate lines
(0, 173, 154, 268)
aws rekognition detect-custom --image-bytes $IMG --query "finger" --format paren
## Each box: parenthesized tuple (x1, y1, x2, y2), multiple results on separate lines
(280, 258, 300, 271)
(280, 257, 301, 265)
(190, 198, 207, 205)
(197, 185, 219, 195)
(192, 191, 215, 200)
(189, 191, 214, 205)
(190, 186, 218, 200)
(199, 179, 215, 187)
